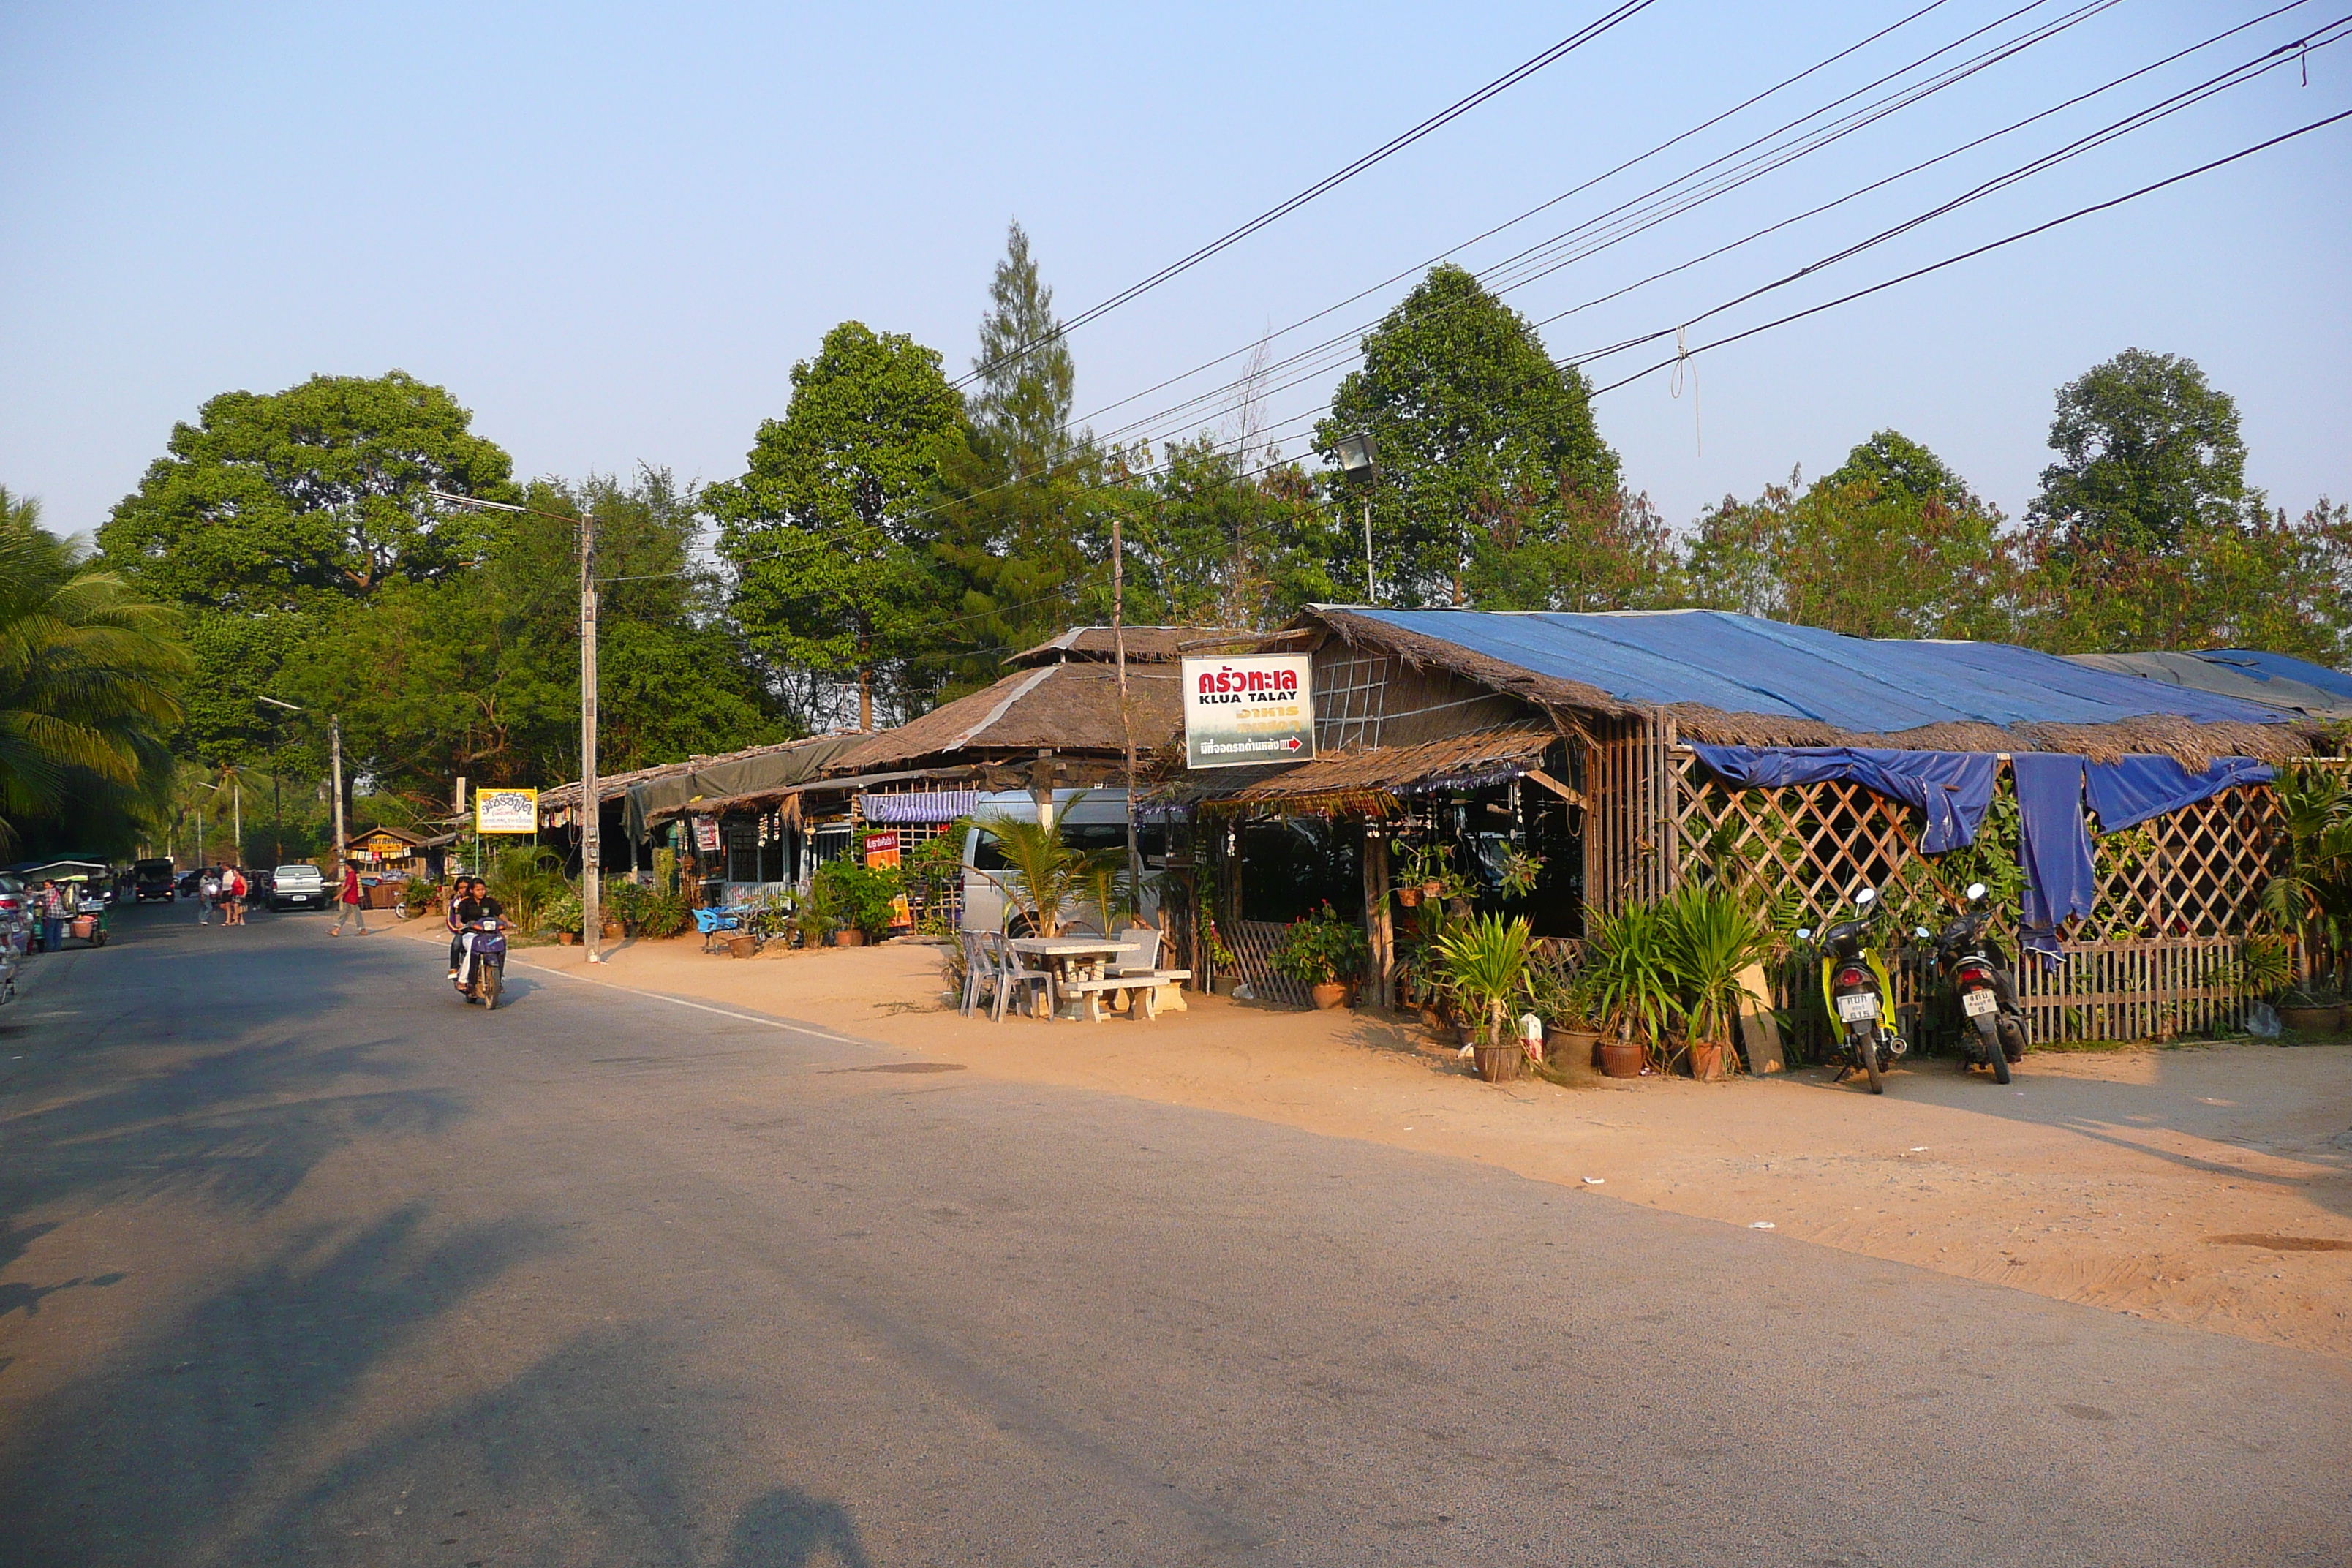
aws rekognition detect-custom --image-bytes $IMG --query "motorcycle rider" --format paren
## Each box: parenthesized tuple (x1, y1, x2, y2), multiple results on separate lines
(454, 881, 506, 990)
(447, 877, 479, 979)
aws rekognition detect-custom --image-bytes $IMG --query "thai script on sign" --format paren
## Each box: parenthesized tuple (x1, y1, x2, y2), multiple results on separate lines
(1181, 653, 1315, 771)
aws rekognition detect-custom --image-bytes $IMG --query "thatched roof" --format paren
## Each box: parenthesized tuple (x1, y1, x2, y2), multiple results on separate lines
(1296, 607, 2322, 765)
(1164, 725, 1560, 815)
(826, 660, 1180, 774)
(539, 734, 851, 813)
(1007, 625, 1256, 668)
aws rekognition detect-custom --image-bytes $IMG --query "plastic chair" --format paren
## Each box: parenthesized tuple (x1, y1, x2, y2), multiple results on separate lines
(992, 935, 1055, 1022)
(959, 930, 999, 1017)
(694, 905, 744, 954)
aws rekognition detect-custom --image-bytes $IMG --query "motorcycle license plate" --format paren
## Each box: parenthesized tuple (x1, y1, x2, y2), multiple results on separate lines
(1962, 988, 1999, 1018)
(1835, 992, 1879, 1022)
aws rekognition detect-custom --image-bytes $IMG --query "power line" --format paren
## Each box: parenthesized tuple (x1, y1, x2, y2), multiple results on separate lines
(954, 0, 1662, 391)
(1588, 105, 2352, 396)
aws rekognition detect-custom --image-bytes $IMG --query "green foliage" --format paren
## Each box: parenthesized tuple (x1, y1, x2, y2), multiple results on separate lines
(2239, 932, 2291, 998)
(969, 220, 1075, 478)
(1431, 913, 1537, 1047)
(1656, 882, 1776, 1056)
(1269, 901, 1371, 987)
(0, 488, 189, 854)
(973, 810, 1092, 937)
(811, 857, 904, 939)
(1463, 482, 1682, 613)
(1575, 900, 1678, 1049)
(2028, 348, 2255, 556)
(541, 889, 584, 935)
(486, 843, 568, 934)
(706, 322, 963, 720)
(2259, 763, 2352, 987)
(635, 888, 694, 941)
(1319, 264, 1618, 608)
(399, 875, 440, 916)
(1825, 429, 1975, 506)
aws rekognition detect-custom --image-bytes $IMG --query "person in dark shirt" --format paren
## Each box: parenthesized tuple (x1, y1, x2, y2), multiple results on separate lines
(448, 878, 482, 977)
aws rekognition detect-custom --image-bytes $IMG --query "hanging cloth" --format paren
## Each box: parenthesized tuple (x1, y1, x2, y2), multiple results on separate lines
(2083, 755, 2274, 831)
(2011, 753, 2095, 962)
(1689, 745, 1997, 853)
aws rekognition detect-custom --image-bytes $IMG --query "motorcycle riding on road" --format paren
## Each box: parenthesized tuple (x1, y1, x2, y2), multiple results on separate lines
(453, 911, 509, 1010)
(1916, 881, 2027, 1084)
(1797, 886, 1907, 1094)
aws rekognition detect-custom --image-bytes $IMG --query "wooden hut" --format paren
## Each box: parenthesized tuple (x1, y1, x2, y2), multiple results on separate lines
(1171, 606, 2326, 1042)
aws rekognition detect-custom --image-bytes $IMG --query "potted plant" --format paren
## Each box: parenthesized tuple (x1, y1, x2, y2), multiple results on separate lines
(1578, 901, 1674, 1078)
(2274, 979, 2340, 1035)
(543, 890, 584, 944)
(1526, 943, 1602, 1074)
(811, 858, 903, 946)
(1659, 882, 1775, 1081)
(1270, 902, 1371, 1009)
(1433, 913, 1537, 1082)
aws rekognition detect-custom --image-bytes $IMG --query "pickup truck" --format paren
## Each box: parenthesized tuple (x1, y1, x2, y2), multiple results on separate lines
(269, 864, 328, 912)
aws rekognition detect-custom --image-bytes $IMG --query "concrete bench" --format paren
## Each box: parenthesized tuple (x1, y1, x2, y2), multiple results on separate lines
(1058, 969, 1193, 1021)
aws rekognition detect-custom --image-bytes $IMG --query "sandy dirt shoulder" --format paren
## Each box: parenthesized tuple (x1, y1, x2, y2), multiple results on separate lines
(407, 919, 2352, 1360)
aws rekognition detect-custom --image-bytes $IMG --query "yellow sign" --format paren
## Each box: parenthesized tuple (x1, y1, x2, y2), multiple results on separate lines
(475, 788, 539, 834)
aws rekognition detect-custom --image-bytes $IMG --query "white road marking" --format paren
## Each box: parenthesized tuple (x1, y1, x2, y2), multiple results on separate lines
(509, 958, 875, 1047)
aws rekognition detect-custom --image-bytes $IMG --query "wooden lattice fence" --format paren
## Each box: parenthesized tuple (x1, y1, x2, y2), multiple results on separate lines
(1223, 918, 1311, 1008)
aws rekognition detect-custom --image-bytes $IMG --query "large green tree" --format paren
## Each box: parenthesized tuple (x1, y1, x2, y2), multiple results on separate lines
(1317, 264, 1618, 608)
(968, 219, 1076, 478)
(99, 371, 519, 766)
(2026, 349, 2255, 556)
(1684, 435, 2014, 641)
(706, 322, 965, 731)
(0, 488, 189, 854)
(1466, 481, 1683, 613)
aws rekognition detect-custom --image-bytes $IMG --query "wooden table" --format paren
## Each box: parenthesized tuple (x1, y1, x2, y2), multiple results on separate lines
(1009, 937, 1139, 1021)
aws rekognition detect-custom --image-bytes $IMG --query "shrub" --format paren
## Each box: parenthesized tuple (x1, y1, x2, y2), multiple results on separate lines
(400, 875, 440, 916)
(634, 889, 693, 940)
(1270, 902, 1370, 987)
(542, 890, 584, 935)
(812, 858, 904, 939)
(488, 845, 569, 934)
(1432, 913, 1536, 1047)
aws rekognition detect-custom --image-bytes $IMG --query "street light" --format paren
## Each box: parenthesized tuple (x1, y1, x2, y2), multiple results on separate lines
(426, 488, 604, 965)
(1333, 431, 1378, 605)
(257, 696, 341, 875)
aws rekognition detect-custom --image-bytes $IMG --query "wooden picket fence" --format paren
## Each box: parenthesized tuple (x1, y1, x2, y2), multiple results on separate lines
(2013, 935, 2250, 1044)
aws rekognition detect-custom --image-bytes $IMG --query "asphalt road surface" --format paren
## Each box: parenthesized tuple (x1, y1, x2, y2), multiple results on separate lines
(2, 905, 2345, 1567)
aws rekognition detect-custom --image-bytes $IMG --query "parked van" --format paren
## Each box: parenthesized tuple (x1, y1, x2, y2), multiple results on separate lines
(132, 858, 177, 902)
(959, 789, 1167, 935)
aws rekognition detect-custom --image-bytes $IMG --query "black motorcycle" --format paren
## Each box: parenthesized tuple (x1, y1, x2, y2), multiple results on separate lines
(1915, 881, 2026, 1083)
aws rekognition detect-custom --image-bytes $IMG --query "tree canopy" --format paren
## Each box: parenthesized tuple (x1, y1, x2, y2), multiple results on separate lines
(1319, 265, 1619, 607)
(2027, 348, 2255, 556)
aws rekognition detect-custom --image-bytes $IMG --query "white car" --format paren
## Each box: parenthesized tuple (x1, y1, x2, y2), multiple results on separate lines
(959, 789, 1164, 935)
(269, 863, 328, 911)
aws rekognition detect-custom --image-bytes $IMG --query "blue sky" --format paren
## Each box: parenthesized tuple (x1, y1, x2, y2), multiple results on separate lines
(3, 1, 2345, 544)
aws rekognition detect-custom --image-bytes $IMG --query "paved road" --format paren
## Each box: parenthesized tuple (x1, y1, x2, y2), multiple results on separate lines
(1, 905, 2345, 1567)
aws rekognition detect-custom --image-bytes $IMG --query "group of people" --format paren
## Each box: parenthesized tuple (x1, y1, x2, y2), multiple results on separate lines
(197, 865, 251, 926)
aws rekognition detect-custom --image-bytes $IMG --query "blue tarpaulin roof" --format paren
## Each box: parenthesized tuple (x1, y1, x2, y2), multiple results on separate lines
(1341, 609, 2291, 735)
(2195, 649, 2352, 703)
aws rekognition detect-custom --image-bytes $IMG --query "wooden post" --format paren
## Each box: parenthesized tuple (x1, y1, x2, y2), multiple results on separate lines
(1363, 826, 1394, 1009)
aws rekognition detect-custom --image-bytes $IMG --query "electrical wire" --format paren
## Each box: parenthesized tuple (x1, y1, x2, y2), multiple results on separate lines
(954, 0, 1663, 391)
(1586, 105, 2352, 396)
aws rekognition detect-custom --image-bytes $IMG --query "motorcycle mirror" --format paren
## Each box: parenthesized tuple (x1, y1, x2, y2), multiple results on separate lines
(1915, 926, 1932, 940)
(1795, 927, 1813, 942)
(1854, 887, 1877, 908)
(1966, 881, 1987, 902)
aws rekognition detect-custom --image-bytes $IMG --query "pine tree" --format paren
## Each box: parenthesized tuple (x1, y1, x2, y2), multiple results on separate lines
(969, 220, 1076, 477)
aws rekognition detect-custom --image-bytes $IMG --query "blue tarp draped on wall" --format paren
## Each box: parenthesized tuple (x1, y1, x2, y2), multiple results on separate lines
(1689, 745, 1997, 853)
(1348, 609, 2290, 734)
(2011, 753, 2095, 959)
(2083, 755, 2275, 832)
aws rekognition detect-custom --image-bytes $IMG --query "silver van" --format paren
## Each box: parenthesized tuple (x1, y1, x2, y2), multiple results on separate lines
(959, 789, 1166, 935)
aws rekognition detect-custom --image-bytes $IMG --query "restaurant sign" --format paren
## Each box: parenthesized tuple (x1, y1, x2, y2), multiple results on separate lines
(1181, 654, 1315, 770)
(475, 788, 538, 834)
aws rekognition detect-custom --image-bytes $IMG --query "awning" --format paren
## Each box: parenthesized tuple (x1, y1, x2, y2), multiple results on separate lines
(859, 790, 981, 823)
(1165, 726, 1559, 815)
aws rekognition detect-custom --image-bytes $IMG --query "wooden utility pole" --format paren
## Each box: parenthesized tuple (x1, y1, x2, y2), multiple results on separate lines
(1112, 513, 1140, 897)
(581, 507, 603, 965)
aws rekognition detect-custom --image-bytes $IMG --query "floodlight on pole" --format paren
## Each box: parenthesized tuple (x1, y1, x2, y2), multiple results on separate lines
(426, 487, 604, 964)
(1332, 431, 1378, 605)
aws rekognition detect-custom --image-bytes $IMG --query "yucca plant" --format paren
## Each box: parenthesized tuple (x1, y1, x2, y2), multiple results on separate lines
(1575, 900, 1677, 1052)
(1657, 881, 1776, 1071)
(1433, 913, 1537, 1049)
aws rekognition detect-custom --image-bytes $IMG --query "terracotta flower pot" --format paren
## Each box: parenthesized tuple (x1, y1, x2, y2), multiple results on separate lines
(1551, 1028, 1603, 1070)
(1690, 1039, 1727, 1082)
(1422, 881, 1444, 901)
(1471, 1039, 1521, 1083)
(726, 932, 758, 959)
(1310, 981, 1350, 1010)
(1396, 887, 1420, 908)
(832, 928, 865, 948)
(2277, 1003, 2335, 1033)
(1599, 1038, 1644, 1078)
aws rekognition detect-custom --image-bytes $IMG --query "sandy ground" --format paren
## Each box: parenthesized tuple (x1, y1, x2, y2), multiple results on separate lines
(408, 919, 2352, 1360)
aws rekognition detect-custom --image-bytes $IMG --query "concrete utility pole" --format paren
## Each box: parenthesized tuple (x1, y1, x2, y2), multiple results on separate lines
(1112, 514, 1141, 899)
(580, 505, 603, 965)
(232, 773, 242, 866)
(330, 716, 346, 870)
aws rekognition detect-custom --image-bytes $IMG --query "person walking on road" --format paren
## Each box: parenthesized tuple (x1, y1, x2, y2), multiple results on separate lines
(329, 860, 369, 936)
(197, 865, 219, 925)
(37, 881, 64, 952)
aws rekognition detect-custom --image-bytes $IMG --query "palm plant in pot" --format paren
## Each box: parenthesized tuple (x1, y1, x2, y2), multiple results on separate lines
(1270, 902, 1370, 1009)
(1575, 901, 1675, 1077)
(974, 813, 1086, 937)
(1433, 913, 1536, 1082)
(1658, 882, 1776, 1081)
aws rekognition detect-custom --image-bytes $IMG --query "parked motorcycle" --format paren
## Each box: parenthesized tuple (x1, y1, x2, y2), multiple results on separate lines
(1796, 886, 1907, 1094)
(453, 917, 508, 1010)
(1915, 881, 2026, 1084)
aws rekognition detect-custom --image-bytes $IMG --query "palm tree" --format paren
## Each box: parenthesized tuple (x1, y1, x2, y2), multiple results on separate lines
(0, 488, 190, 849)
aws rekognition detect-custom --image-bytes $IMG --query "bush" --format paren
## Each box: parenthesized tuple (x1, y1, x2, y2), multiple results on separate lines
(400, 875, 440, 916)
(487, 844, 570, 934)
(812, 858, 904, 939)
(634, 889, 693, 940)
(1270, 901, 1370, 988)
(542, 891, 584, 935)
